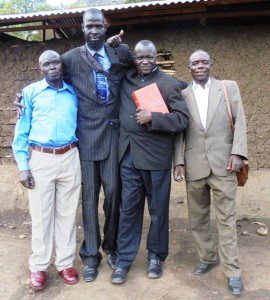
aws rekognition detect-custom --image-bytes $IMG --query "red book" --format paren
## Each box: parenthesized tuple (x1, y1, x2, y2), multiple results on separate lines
(132, 83, 169, 113)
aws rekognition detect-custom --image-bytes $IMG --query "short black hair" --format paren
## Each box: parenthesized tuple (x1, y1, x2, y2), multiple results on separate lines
(135, 40, 156, 49)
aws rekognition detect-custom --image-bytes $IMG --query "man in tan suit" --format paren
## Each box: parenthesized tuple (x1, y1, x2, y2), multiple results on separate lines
(174, 50, 247, 295)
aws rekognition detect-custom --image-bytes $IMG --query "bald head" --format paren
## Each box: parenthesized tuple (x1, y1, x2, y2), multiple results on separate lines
(83, 8, 105, 24)
(39, 50, 61, 67)
(38, 50, 63, 87)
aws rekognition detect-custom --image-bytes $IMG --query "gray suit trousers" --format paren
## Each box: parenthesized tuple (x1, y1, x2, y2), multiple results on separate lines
(186, 172, 242, 277)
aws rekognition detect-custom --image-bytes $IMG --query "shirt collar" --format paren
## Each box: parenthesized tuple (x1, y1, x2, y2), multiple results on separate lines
(38, 78, 74, 94)
(86, 43, 106, 58)
(192, 77, 212, 90)
(62, 81, 76, 94)
(138, 65, 158, 77)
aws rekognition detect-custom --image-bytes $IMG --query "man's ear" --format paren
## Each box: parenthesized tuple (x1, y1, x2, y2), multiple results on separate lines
(81, 23, 85, 32)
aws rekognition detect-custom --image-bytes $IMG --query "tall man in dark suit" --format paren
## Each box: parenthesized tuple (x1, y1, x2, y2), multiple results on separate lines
(110, 40, 189, 284)
(62, 8, 134, 282)
(174, 50, 247, 295)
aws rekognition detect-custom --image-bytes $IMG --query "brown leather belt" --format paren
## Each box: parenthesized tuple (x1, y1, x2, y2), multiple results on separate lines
(31, 142, 77, 155)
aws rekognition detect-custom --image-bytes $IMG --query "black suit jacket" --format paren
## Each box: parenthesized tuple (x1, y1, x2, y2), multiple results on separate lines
(119, 68, 189, 170)
(62, 44, 134, 161)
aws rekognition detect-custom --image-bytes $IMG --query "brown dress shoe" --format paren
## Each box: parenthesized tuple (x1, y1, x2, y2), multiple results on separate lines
(59, 267, 79, 285)
(30, 271, 47, 290)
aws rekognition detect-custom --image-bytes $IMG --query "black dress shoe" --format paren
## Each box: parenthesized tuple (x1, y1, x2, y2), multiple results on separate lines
(82, 265, 98, 282)
(147, 258, 162, 279)
(228, 277, 243, 295)
(194, 261, 218, 275)
(111, 267, 129, 284)
(107, 252, 117, 269)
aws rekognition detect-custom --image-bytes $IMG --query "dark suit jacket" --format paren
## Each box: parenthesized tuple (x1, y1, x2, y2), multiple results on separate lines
(62, 44, 134, 161)
(174, 78, 248, 181)
(119, 67, 189, 170)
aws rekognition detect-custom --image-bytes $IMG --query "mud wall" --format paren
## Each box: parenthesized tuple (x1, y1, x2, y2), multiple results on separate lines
(1, 23, 269, 169)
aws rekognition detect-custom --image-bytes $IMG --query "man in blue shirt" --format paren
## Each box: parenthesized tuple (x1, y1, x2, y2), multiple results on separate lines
(12, 50, 81, 291)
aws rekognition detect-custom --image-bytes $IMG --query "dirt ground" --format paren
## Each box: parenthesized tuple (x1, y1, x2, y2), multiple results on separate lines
(0, 165, 270, 300)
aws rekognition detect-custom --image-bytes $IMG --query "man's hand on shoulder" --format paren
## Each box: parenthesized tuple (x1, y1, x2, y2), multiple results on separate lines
(106, 30, 124, 47)
(14, 93, 24, 119)
(20, 170, 35, 189)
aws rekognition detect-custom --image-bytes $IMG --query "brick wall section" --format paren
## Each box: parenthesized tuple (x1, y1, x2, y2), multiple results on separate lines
(1, 23, 269, 169)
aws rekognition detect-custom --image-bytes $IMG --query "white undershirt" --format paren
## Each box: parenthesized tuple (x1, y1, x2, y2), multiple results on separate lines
(192, 78, 211, 129)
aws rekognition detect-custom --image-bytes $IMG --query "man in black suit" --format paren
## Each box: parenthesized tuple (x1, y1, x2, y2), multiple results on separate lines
(62, 8, 134, 282)
(110, 40, 189, 284)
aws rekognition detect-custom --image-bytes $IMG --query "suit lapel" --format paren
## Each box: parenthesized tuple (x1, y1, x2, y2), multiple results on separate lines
(183, 86, 205, 132)
(79, 45, 96, 83)
(205, 79, 223, 132)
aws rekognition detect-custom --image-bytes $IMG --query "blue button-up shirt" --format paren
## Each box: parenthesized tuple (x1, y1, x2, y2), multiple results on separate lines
(12, 78, 78, 171)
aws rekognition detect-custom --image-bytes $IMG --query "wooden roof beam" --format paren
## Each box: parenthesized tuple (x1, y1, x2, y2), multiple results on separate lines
(0, 22, 82, 33)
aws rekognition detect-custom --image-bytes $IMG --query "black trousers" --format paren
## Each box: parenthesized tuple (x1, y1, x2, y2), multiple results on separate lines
(115, 149, 171, 269)
(79, 143, 120, 268)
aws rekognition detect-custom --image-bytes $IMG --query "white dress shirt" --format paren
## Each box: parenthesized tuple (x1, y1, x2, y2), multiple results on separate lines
(192, 77, 211, 129)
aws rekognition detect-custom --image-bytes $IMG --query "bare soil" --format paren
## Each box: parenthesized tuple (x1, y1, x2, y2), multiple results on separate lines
(0, 166, 270, 300)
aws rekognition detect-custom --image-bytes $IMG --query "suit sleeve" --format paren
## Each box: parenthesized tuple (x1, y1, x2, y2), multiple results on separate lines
(118, 44, 135, 68)
(149, 82, 189, 133)
(226, 80, 248, 160)
(61, 53, 72, 85)
(173, 131, 185, 166)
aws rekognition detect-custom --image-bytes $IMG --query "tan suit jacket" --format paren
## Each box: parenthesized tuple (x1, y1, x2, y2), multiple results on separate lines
(174, 78, 248, 182)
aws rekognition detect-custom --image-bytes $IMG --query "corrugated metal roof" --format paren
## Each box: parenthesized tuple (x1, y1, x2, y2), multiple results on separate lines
(0, 0, 269, 41)
(0, 0, 208, 20)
